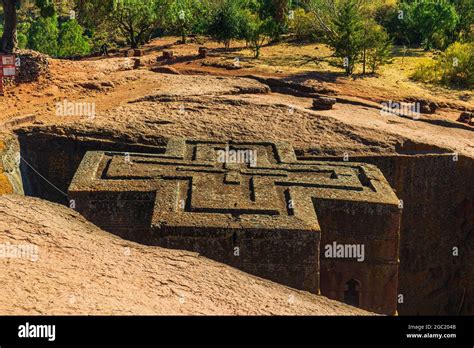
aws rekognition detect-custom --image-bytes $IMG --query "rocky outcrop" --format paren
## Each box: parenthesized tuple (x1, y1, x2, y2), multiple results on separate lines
(0, 194, 372, 315)
(458, 111, 473, 125)
(312, 96, 337, 110)
(0, 133, 22, 195)
(405, 98, 438, 114)
(15, 49, 50, 83)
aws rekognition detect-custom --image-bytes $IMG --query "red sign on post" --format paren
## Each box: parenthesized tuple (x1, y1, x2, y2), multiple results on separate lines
(0, 54, 17, 96)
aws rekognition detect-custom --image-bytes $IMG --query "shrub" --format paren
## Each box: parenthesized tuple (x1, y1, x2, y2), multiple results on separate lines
(209, 0, 243, 50)
(363, 22, 393, 73)
(412, 41, 474, 88)
(58, 19, 91, 57)
(383, 0, 459, 50)
(17, 32, 28, 49)
(240, 10, 271, 58)
(288, 8, 318, 41)
(27, 16, 59, 56)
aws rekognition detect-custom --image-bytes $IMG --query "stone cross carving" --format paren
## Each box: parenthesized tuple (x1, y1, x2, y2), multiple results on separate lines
(69, 138, 401, 314)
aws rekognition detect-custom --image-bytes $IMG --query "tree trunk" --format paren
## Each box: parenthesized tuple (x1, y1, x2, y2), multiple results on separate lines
(1, 0, 18, 53)
(130, 31, 137, 49)
(362, 48, 366, 74)
(255, 45, 260, 59)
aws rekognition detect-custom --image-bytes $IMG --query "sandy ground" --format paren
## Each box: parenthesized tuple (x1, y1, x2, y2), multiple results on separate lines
(0, 194, 371, 315)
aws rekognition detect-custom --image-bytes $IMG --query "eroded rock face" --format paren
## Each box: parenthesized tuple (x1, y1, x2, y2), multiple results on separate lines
(299, 152, 474, 315)
(0, 194, 372, 316)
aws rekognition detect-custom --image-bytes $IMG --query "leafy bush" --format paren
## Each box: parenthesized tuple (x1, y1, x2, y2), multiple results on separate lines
(24, 15, 92, 58)
(27, 16, 59, 56)
(34, 0, 56, 18)
(17, 32, 28, 49)
(383, 0, 459, 50)
(58, 19, 91, 57)
(412, 41, 474, 88)
(165, 0, 204, 43)
(208, 0, 243, 50)
(240, 10, 271, 58)
(288, 8, 318, 41)
(363, 22, 393, 73)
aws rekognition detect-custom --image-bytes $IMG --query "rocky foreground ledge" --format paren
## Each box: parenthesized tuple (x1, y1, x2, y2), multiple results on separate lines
(0, 194, 371, 315)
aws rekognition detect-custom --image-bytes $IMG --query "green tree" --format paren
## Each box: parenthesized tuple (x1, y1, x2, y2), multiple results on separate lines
(165, 0, 203, 44)
(27, 15, 58, 56)
(450, 0, 474, 42)
(58, 18, 90, 57)
(34, 0, 56, 18)
(189, 0, 215, 36)
(260, 0, 291, 41)
(365, 23, 392, 73)
(240, 9, 271, 58)
(75, 0, 113, 29)
(74, 0, 116, 49)
(110, 0, 166, 49)
(2, 0, 63, 53)
(328, 0, 365, 74)
(209, 0, 243, 50)
(307, 0, 369, 74)
(390, 0, 459, 50)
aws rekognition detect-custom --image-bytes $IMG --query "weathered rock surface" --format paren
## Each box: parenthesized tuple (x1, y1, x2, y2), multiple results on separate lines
(151, 66, 181, 75)
(312, 96, 337, 110)
(15, 49, 50, 83)
(0, 194, 372, 315)
(406, 98, 438, 114)
(198, 47, 208, 58)
(162, 50, 174, 60)
(458, 111, 473, 125)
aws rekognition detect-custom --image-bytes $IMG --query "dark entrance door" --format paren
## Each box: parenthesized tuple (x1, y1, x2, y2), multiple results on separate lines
(344, 279, 360, 307)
